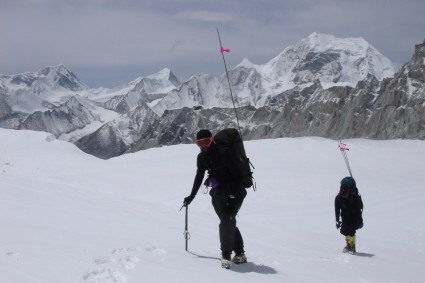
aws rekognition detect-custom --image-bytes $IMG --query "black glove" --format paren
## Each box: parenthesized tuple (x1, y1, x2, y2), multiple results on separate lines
(336, 221, 342, 229)
(183, 195, 195, 207)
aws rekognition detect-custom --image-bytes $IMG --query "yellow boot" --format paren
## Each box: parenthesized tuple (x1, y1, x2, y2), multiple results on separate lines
(343, 235, 356, 254)
(351, 235, 356, 253)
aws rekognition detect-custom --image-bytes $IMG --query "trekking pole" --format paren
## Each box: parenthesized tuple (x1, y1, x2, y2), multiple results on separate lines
(338, 139, 353, 177)
(183, 205, 190, 251)
(216, 28, 242, 137)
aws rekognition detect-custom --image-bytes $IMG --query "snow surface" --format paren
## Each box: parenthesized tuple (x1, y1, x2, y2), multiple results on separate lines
(1, 129, 424, 283)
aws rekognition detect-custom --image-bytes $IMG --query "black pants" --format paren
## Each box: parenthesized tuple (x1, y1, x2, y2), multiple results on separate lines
(210, 187, 247, 255)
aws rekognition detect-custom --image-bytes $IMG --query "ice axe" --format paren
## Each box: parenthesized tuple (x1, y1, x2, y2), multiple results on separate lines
(180, 204, 190, 251)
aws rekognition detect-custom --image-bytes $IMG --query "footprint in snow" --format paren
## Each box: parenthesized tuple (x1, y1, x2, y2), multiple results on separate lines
(6, 251, 20, 261)
(83, 247, 147, 282)
(83, 269, 127, 283)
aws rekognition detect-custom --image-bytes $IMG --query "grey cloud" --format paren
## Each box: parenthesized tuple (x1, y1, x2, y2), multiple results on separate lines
(0, 0, 424, 87)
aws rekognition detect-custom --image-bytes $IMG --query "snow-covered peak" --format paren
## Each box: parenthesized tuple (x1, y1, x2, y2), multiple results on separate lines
(36, 64, 88, 91)
(301, 33, 396, 79)
(236, 58, 256, 69)
(82, 77, 144, 103)
(134, 68, 180, 95)
(83, 68, 181, 108)
(0, 65, 91, 113)
(255, 32, 398, 93)
(302, 32, 368, 53)
(151, 33, 400, 113)
(1, 64, 88, 94)
(146, 68, 173, 81)
(38, 64, 72, 77)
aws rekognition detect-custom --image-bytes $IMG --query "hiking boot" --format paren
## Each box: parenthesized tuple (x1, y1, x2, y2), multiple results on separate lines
(342, 246, 356, 254)
(232, 253, 247, 264)
(221, 252, 232, 269)
(344, 235, 356, 254)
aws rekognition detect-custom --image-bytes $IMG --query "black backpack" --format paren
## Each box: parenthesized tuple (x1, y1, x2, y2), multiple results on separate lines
(213, 128, 255, 189)
(348, 188, 364, 229)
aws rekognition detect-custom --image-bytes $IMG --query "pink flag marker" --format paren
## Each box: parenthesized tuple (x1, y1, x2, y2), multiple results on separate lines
(338, 142, 349, 152)
(220, 47, 230, 53)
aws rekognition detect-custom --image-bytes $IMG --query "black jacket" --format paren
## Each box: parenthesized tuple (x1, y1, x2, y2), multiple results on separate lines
(335, 188, 364, 234)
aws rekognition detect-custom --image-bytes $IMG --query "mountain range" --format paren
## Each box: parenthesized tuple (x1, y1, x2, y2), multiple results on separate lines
(1, 33, 424, 159)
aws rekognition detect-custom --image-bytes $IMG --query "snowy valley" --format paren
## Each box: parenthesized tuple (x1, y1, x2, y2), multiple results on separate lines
(1, 128, 424, 282)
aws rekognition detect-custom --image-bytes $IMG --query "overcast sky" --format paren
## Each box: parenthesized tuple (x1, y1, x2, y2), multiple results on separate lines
(1, 0, 424, 88)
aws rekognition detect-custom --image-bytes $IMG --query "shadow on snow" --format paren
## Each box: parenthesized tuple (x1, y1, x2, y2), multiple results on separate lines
(188, 251, 278, 274)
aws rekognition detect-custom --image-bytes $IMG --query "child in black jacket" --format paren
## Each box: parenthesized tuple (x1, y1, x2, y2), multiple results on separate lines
(335, 176, 364, 254)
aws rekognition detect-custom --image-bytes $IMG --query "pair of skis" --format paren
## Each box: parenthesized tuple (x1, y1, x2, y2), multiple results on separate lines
(338, 139, 353, 177)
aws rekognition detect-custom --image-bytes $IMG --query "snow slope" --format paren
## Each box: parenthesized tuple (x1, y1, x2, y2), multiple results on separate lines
(1, 129, 424, 282)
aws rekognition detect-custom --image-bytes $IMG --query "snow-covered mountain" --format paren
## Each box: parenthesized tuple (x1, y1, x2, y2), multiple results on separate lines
(0, 66, 180, 146)
(1, 33, 423, 159)
(0, 64, 88, 111)
(264, 32, 397, 87)
(152, 33, 398, 115)
(99, 68, 180, 114)
(20, 95, 120, 142)
(126, 37, 424, 157)
(87, 68, 179, 105)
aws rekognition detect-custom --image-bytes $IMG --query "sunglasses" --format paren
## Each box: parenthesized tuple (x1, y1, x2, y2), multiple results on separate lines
(195, 137, 213, 150)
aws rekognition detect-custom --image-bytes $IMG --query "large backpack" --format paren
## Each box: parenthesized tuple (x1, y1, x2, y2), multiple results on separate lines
(353, 189, 364, 229)
(213, 128, 254, 189)
(347, 188, 364, 229)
